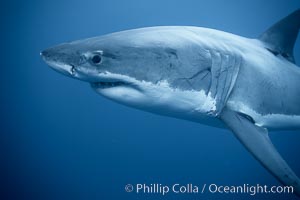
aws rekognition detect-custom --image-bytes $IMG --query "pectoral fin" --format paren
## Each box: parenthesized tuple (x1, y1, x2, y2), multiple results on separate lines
(220, 108, 300, 196)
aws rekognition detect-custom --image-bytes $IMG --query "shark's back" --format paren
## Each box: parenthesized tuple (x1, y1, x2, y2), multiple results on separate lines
(219, 10, 300, 130)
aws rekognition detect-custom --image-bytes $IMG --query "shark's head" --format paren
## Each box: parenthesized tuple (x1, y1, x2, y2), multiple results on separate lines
(41, 27, 217, 119)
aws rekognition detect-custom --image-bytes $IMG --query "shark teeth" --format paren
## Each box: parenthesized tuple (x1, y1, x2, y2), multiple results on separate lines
(92, 81, 127, 88)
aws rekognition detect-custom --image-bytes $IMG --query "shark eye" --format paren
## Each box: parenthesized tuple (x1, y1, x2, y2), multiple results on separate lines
(91, 54, 102, 64)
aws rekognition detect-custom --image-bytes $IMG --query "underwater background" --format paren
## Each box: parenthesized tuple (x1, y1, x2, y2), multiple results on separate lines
(1, 0, 300, 199)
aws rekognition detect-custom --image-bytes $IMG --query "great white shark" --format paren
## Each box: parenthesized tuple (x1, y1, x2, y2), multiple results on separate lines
(41, 10, 300, 196)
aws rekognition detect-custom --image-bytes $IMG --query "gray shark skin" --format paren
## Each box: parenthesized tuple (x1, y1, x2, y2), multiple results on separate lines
(41, 10, 300, 196)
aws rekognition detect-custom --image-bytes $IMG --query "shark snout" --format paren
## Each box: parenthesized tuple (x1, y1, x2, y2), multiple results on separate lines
(40, 48, 55, 63)
(41, 44, 78, 77)
(40, 50, 49, 58)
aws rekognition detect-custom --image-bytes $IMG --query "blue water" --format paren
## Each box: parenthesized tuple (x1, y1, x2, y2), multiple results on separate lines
(1, 0, 300, 199)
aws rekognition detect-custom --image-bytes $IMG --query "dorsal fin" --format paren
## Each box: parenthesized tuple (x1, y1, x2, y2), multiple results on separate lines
(259, 9, 300, 63)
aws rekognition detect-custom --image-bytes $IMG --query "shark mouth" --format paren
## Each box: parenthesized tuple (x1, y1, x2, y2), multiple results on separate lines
(92, 81, 127, 88)
(91, 81, 129, 89)
(90, 72, 142, 90)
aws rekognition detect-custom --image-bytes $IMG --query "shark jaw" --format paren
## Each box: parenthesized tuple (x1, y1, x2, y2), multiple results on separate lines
(90, 72, 218, 122)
